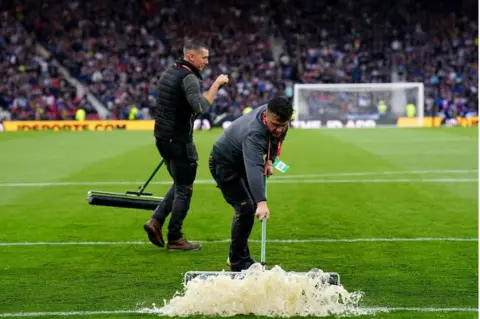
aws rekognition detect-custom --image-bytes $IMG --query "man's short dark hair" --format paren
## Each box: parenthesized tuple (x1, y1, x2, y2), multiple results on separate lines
(267, 96, 294, 122)
(183, 39, 208, 55)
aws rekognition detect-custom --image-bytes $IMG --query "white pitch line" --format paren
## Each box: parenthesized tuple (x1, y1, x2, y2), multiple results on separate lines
(0, 310, 136, 318)
(364, 307, 478, 312)
(0, 307, 477, 317)
(273, 169, 478, 179)
(0, 237, 477, 247)
(258, 178, 478, 184)
(0, 169, 477, 187)
(0, 178, 477, 187)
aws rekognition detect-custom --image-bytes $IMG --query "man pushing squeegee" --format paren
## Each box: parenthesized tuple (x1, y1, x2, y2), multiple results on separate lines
(184, 97, 339, 285)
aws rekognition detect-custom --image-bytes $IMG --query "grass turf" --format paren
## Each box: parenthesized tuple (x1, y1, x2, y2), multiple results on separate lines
(0, 127, 477, 318)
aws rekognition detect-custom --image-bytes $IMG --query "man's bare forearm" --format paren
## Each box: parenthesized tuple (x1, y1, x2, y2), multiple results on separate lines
(203, 82, 221, 105)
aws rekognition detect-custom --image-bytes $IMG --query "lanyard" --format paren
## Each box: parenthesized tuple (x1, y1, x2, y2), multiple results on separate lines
(176, 64, 192, 72)
(262, 113, 283, 161)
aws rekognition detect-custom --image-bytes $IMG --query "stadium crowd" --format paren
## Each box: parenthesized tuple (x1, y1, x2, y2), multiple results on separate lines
(271, 0, 478, 117)
(0, 0, 477, 122)
(0, 10, 95, 122)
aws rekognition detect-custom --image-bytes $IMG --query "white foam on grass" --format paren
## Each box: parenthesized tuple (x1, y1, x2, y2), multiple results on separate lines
(144, 263, 371, 317)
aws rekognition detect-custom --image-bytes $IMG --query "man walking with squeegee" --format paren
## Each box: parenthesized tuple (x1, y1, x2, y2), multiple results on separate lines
(208, 97, 293, 271)
(144, 39, 229, 251)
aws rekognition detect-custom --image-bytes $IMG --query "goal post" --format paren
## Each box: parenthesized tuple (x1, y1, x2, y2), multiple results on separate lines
(292, 82, 424, 128)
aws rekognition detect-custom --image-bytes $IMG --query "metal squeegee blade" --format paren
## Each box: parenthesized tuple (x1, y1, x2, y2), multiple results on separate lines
(183, 271, 340, 286)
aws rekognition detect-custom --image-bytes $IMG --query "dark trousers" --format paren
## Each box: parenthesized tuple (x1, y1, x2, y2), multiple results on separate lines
(209, 154, 256, 271)
(151, 138, 198, 241)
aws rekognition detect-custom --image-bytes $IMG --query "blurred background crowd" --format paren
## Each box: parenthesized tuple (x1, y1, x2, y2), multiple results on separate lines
(0, 0, 477, 124)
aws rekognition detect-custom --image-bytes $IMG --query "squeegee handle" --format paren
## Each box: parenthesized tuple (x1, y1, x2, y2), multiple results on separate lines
(261, 218, 266, 265)
(138, 159, 165, 196)
(260, 174, 267, 265)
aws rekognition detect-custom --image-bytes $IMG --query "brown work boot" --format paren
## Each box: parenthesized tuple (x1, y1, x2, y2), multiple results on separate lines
(167, 237, 202, 251)
(143, 219, 164, 248)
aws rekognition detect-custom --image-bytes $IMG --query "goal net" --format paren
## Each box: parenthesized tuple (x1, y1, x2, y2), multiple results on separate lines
(292, 83, 424, 128)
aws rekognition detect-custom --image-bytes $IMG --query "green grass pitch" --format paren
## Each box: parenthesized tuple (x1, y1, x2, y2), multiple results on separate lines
(0, 127, 478, 318)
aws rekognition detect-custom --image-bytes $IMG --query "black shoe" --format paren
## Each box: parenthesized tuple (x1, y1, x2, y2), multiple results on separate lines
(229, 258, 256, 272)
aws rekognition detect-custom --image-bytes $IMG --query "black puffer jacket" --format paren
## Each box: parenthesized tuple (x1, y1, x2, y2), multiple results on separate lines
(154, 59, 203, 143)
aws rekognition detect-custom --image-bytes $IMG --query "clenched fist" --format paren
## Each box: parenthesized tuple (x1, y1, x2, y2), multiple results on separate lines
(215, 74, 229, 86)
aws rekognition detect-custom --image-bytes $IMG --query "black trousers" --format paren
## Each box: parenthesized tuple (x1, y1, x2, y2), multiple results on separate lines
(209, 154, 256, 271)
(151, 138, 198, 241)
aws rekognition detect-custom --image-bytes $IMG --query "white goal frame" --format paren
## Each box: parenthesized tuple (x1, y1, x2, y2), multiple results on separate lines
(293, 82, 425, 128)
